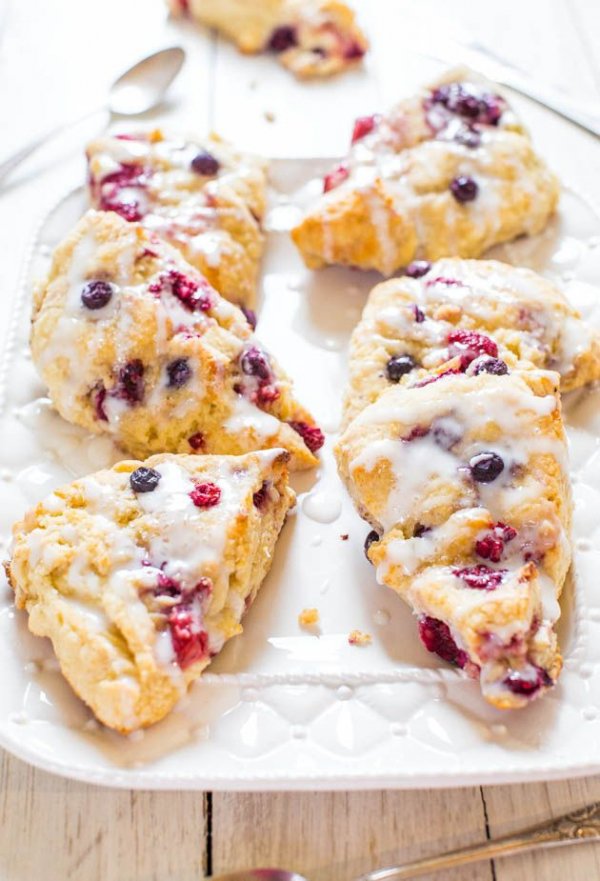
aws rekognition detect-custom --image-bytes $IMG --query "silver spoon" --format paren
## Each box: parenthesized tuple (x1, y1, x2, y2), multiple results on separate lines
(212, 801, 600, 880)
(0, 46, 185, 187)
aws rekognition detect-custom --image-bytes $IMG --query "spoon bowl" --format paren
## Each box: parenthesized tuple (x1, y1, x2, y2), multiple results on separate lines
(109, 46, 186, 115)
(206, 800, 600, 881)
(0, 45, 186, 187)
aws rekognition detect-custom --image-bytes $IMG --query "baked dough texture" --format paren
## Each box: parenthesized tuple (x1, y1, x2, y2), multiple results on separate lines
(292, 70, 559, 272)
(31, 210, 324, 469)
(343, 258, 600, 426)
(8, 450, 294, 732)
(336, 369, 571, 709)
(87, 128, 267, 309)
(167, 0, 368, 78)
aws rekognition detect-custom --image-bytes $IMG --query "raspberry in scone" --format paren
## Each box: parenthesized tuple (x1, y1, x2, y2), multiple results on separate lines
(7, 450, 294, 732)
(31, 210, 324, 469)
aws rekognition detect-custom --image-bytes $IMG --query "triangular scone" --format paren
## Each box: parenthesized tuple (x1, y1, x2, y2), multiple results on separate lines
(31, 211, 323, 469)
(292, 70, 559, 273)
(343, 258, 600, 425)
(86, 129, 267, 309)
(7, 450, 294, 732)
(336, 370, 571, 709)
(167, 0, 367, 78)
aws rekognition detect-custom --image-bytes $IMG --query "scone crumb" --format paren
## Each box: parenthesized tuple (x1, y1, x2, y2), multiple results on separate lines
(264, 110, 276, 123)
(433, 303, 462, 322)
(348, 629, 372, 646)
(298, 607, 319, 627)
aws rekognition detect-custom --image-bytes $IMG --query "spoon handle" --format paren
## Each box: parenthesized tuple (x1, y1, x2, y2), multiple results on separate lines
(0, 108, 102, 187)
(359, 802, 600, 880)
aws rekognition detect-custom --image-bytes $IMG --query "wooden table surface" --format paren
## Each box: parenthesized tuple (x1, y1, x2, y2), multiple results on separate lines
(1, 1, 600, 878)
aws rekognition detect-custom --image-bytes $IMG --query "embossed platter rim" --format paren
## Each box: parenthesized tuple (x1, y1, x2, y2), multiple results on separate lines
(1, 160, 600, 789)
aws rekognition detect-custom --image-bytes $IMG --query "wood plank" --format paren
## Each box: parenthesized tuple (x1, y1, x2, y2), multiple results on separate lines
(211, 789, 493, 881)
(0, 752, 207, 881)
(483, 777, 600, 880)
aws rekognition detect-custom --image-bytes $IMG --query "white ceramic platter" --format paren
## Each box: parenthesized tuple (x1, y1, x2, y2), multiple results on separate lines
(2, 159, 600, 790)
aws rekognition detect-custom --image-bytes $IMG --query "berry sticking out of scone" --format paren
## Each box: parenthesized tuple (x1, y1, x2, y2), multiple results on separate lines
(31, 210, 324, 469)
(8, 450, 295, 732)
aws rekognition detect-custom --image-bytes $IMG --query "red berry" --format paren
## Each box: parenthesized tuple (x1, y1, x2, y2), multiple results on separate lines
(453, 564, 506, 590)
(253, 481, 270, 510)
(93, 384, 108, 421)
(188, 432, 205, 451)
(447, 329, 498, 370)
(476, 522, 517, 562)
(115, 360, 145, 405)
(288, 420, 325, 453)
(351, 114, 378, 144)
(323, 163, 350, 193)
(503, 666, 552, 697)
(402, 425, 430, 442)
(168, 607, 208, 669)
(189, 481, 221, 508)
(97, 163, 148, 222)
(257, 384, 280, 404)
(149, 269, 214, 312)
(418, 616, 467, 668)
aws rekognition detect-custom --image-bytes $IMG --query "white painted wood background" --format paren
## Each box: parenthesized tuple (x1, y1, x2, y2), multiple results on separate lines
(0, 0, 599, 878)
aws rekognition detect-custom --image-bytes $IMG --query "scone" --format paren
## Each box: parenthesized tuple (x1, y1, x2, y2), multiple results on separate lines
(31, 210, 324, 468)
(168, 0, 368, 78)
(292, 69, 559, 273)
(343, 258, 600, 425)
(7, 450, 294, 732)
(87, 128, 267, 309)
(335, 370, 571, 709)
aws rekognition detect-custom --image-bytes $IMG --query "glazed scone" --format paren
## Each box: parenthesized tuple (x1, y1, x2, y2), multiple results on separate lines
(87, 128, 267, 309)
(292, 70, 559, 273)
(7, 450, 294, 732)
(336, 370, 571, 709)
(343, 258, 600, 425)
(168, 0, 368, 78)
(31, 210, 324, 469)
